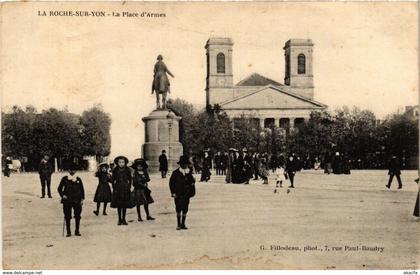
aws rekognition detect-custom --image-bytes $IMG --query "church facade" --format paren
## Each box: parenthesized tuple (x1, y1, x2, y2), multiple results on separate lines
(205, 37, 327, 131)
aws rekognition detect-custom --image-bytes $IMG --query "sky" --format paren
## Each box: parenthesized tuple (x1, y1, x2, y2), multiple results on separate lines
(1, 2, 418, 159)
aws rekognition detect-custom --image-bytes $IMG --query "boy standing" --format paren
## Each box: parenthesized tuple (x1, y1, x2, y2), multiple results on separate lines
(57, 164, 85, 237)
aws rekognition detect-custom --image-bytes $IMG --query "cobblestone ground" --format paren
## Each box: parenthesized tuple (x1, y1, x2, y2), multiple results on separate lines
(2, 170, 419, 269)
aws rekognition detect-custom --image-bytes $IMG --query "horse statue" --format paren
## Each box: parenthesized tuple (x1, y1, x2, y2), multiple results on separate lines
(151, 54, 174, 110)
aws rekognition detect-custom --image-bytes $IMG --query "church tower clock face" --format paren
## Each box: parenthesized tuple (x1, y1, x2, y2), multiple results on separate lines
(217, 78, 226, 86)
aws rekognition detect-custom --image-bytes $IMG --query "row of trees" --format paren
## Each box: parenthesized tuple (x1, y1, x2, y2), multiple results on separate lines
(168, 99, 418, 169)
(2, 99, 417, 171)
(2, 105, 111, 171)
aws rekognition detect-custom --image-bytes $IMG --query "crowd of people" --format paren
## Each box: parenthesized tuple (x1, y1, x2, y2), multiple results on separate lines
(3, 149, 418, 238)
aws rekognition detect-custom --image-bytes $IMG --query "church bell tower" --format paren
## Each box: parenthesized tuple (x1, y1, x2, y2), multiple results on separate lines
(284, 39, 314, 100)
(205, 37, 234, 107)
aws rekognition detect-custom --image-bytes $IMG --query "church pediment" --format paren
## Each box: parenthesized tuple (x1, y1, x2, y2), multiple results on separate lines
(236, 73, 282, 86)
(220, 85, 327, 110)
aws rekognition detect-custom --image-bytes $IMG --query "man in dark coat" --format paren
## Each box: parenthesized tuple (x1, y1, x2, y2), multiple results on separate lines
(252, 153, 260, 180)
(386, 156, 403, 189)
(3, 156, 12, 177)
(214, 152, 222, 175)
(57, 164, 85, 237)
(221, 152, 228, 176)
(270, 154, 278, 173)
(232, 150, 244, 184)
(286, 155, 297, 188)
(159, 150, 168, 178)
(169, 155, 196, 230)
(38, 155, 54, 198)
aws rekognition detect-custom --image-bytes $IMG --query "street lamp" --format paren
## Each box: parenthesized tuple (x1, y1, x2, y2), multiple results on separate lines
(166, 110, 175, 173)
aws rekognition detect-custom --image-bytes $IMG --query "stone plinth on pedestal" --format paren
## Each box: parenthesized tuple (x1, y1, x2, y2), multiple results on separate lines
(142, 110, 183, 173)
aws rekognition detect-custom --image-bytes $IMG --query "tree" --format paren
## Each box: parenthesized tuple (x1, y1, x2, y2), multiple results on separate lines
(167, 98, 197, 153)
(191, 108, 233, 153)
(286, 110, 333, 157)
(2, 105, 113, 171)
(382, 112, 418, 163)
(32, 108, 82, 158)
(168, 99, 234, 154)
(80, 105, 112, 158)
(2, 105, 38, 158)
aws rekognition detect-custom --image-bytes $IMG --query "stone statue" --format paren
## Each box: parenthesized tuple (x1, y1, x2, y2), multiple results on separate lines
(152, 54, 174, 110)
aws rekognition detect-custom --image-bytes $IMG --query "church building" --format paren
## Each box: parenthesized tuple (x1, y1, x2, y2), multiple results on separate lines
(205, 37, 327, 131)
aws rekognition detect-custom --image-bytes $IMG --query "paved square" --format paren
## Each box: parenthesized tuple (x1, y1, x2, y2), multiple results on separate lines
(2, 170, 419, 269)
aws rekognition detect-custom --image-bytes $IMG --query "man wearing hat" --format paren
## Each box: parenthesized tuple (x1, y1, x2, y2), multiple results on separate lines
(38, 155, 54, 198)
(159, 150, 168, 179)
(57, 164, 85, 237)
(169, 155, 196, 230)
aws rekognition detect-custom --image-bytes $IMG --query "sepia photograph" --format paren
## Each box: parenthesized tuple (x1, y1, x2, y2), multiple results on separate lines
(1, 1, 419, 272)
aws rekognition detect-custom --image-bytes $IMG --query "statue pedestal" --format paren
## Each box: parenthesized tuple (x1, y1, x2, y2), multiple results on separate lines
(142, 110, 183, 173)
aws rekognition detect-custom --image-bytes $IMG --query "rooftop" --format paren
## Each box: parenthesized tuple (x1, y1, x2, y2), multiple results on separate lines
(236, 73, 282, 87)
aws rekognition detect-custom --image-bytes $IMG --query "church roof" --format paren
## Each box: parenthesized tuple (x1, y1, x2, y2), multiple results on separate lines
(236, 73, 283, 87)
(220, 84, 327, 110)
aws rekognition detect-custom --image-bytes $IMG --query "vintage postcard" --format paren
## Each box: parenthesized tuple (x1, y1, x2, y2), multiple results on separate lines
(1, 1, 419, 271)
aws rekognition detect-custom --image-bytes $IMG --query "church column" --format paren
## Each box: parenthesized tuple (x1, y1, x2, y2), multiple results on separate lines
(259, 117, 265, 129)
(275, 118, 280, 128)
(289, 118, 295, 131)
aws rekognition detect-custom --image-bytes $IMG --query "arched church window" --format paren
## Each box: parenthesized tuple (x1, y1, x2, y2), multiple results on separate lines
(217, 53, 225, 73)
(298, 54, 306, 74)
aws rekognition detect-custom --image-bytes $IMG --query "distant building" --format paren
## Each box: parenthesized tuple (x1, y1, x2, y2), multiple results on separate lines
(205, 37, 327, 131)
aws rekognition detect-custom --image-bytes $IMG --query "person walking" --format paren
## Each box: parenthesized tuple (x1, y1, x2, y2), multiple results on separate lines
(132, 158, 155, 222)
(159, 150, 168, 179)
(38, 155, 54, 198)
(111, 156, 133, 225)
(93, 163, 112, 216)
(169, 156, 196, 230)
(386, 156, 403, 189)
(286, 155, 297, 188)
(57, 164, 85, 237)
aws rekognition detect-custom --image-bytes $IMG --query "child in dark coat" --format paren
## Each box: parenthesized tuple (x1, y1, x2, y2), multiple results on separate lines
(111, 156, 132, 225)
(93, 163, 112, 216)
(131, 158, 155, 222)
(169, 155, 196, 230)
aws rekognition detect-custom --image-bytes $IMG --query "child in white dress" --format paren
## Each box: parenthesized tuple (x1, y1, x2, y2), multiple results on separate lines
(274, 165, 287, 194)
